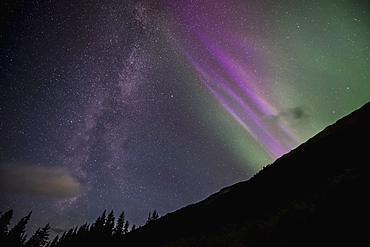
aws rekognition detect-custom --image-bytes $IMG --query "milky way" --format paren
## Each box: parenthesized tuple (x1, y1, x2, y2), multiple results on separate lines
(1, 0, 369, 235)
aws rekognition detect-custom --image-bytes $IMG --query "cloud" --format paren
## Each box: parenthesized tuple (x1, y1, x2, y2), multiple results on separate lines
(279, 106, 309, 126)
(0, 164, 81, 198)
(281, 107, 306, 119)
(263, 106, 309, 127)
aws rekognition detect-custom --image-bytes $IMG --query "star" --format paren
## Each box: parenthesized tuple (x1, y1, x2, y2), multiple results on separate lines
(0, 0, 369, 236)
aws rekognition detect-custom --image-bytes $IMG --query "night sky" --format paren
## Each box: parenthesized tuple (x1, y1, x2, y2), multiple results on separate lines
(1, 0, 369, 235)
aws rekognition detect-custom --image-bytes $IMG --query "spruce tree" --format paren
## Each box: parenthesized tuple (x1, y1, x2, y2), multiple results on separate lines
(26, 223, 50, 247)
(8, 211, 32, 247)
(90, 210, 106, 234)
(152, 210, 159, 221)
(145, 212, 152, 225)
(104, 210, 115, 237)
(131, 224, 136, 232)
(113, 212, 125, 236)
(76, 223, 89, 236)
(123, 220, 130, 234)
(145, 210, 159, 225)
(89, 210, 107, 244)
(48, 235, 59, 247)
(0, 209, 13, 240)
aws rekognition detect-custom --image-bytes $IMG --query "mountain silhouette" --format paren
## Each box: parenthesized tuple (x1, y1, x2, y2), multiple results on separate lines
(118, 102, 370, 246)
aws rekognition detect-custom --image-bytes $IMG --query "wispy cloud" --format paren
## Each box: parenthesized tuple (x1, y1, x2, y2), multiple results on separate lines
(0, 164, 81, 198)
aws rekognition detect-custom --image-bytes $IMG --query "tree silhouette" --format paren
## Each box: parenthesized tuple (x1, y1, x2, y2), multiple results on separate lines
(145, 210, 159, 225)
(113, 211, 125, 236)
(48, 235, 59, 247)
(152, 210, 159, 221)
(104, 210, 115, 237)
(0, 209, 13, 241)
(0, 208, 161, 246)
(131, 224, 136, 232)
(8, 212, 32, 247)
(76, 223, 90, 237)
(26, 223, 50, 247)
(90, 210, 106, 234)
(56, 226, 77, 247)
(123, 220, 130, 234)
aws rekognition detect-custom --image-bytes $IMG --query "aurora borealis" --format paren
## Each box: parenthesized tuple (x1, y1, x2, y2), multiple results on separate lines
(170, 0, 369, 166)
(172, 0, 301, 161)
(1, 0, 369, 235)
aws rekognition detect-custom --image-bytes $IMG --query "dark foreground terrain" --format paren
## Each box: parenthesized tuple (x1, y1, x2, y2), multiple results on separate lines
(2, 102, 369, 247)
(120, 102, 370, 246)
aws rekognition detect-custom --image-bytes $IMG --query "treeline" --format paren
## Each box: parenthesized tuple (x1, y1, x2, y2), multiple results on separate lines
(0, 209, 159, 247)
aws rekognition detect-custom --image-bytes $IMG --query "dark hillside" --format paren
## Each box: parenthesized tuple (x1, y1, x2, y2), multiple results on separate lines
(118, 102, 370, 246)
